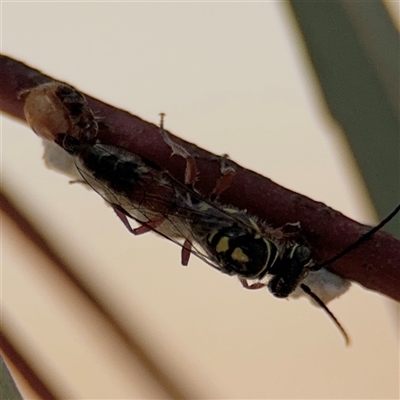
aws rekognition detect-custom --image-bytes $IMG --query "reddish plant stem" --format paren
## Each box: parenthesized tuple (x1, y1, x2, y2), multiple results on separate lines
(1, 54, 399, 302)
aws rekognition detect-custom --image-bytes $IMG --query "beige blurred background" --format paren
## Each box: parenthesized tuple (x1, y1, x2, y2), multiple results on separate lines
(2, 2, 399, 399)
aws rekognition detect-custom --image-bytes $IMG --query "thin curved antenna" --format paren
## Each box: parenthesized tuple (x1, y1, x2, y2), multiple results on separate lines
(317, 203, 400, 269)
(300, 283, 350, 346)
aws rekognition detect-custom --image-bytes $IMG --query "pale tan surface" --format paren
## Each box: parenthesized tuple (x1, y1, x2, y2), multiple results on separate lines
(2, 2, 399, 399)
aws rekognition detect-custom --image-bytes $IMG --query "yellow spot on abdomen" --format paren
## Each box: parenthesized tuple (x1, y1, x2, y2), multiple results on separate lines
(216, 237, 230, 253)
(231, 247, 249, 263)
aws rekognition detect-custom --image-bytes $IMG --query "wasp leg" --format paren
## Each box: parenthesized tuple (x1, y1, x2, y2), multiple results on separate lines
(113, 206, 135, 232)
(181, 239, 193, 266)
(68, 179, 86, 185)
(210, 155, 237, 201)
(279, 222, 302, 237)
(160, 118, 237, 195)
(132, 219, 164, 235)
(113, 205, 165, 236)
(239, 277, 267, 290)
(159, 122, 198, 186)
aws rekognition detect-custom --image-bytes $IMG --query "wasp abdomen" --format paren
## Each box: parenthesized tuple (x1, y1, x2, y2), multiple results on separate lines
(206, 226, 279, 279)
(81, 146, 148, 195)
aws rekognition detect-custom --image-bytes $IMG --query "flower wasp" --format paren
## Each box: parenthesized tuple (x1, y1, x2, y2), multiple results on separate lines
(23, 81, 400, 345)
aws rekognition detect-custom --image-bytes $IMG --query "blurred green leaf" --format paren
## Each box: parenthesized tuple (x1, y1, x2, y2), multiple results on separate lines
(288, 0, 400, 237)
(1, 356, 23, 400)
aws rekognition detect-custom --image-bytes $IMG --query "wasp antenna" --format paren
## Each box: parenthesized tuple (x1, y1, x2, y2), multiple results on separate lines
(300, 283, 350, 346)
(318, 203, 400, 269)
